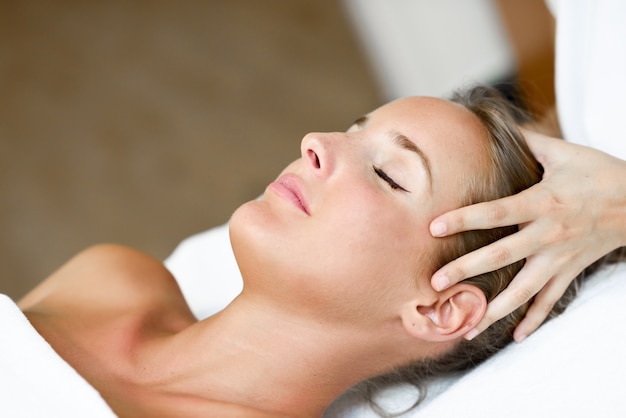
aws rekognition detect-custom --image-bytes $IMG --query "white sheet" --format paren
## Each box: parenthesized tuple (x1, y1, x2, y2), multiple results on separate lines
(0, 294, 116, 418)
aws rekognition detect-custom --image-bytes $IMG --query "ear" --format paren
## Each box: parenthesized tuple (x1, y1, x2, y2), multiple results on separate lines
(401, 284, 486, 342)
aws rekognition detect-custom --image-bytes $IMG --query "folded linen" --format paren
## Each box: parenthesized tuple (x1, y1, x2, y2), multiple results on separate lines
(0, 294, 116, 418)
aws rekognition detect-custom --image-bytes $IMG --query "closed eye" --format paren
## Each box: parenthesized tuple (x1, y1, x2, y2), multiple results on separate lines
(373, 166, 410, 192)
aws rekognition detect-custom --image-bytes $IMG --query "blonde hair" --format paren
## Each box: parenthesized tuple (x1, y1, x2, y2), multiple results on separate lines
(358, 85, 625, 416)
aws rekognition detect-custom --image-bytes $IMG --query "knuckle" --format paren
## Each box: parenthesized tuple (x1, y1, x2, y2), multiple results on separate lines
(488, 247, 511, 267)
(451, 214, 465, 231)
(512, 287, 534, 306)
(538, 188, 571, 219)
(552, 224, 570, 242)
(537, 187, 560, 210)
(541, 223, 571, 246)
(486, 203, 508, 224)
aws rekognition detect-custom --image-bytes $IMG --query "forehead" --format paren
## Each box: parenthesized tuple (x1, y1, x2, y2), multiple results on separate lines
(370, 96, 484, 140)
(370, 96, 490, 198)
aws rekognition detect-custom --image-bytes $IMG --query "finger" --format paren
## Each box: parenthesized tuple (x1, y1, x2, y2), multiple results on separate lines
(430, 187, 541, 237)
(465, 257, 554, 339)
(431, 226, 542, 290)
(513, 270, 582, 342)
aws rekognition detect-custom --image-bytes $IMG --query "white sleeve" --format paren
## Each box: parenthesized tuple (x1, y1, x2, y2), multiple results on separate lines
(552, 0, 626, 160)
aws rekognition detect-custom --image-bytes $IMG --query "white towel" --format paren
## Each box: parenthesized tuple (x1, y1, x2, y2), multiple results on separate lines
(0, 294, 116, 418)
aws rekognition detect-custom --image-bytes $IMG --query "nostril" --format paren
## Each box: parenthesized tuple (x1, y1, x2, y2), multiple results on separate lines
(308, 149, 320, 169)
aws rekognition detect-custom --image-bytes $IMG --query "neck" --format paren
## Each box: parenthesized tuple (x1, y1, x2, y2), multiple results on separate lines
(138, 291, 421, 417)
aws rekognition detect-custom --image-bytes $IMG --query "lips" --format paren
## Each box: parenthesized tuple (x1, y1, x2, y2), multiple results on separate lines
(268, 173, 310, 215)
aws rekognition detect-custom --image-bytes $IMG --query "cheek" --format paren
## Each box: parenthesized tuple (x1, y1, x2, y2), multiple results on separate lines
(309, 192, 432, 295)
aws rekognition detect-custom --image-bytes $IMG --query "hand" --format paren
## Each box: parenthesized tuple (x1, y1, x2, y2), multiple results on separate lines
(429, 130, 626, 342)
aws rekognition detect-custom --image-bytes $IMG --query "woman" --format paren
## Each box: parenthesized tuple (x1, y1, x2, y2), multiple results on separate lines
(18, 86, 586, 417)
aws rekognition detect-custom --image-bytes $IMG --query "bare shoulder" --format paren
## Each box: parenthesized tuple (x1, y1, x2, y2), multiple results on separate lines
(19, 244, 189, 316)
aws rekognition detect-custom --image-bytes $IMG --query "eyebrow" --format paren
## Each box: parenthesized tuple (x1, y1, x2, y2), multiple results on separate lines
(353, 115, 433, 193)
(390, 130, 433, 193)
(352, 115, 368, 127)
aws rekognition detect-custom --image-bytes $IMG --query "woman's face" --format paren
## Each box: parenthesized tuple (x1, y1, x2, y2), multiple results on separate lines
(230, 97, 488, 323)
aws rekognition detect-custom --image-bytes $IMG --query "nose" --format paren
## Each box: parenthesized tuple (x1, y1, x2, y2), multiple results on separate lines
(300, 132, 343, 177)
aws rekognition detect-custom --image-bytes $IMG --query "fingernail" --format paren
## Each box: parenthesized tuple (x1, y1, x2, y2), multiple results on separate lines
(515, 333, 527, 343)
(464, 328, 480, 341)
(430, 222, 447, 237)
(433, 273, 450, 291)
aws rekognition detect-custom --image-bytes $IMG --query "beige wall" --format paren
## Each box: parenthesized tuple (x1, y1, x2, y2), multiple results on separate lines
(0, 0, 380, 300)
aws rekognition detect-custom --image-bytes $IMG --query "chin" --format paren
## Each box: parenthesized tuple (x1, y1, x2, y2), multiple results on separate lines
(229, 200, 313, 300)
(228, 199, 281, 280)
(228, 201, 259, 260)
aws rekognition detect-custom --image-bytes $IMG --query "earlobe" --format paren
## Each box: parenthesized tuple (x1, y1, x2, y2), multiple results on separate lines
(401, 284, 486, 342)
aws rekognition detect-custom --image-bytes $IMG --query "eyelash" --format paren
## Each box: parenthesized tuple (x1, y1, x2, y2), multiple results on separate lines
(373, 166, 409, 192)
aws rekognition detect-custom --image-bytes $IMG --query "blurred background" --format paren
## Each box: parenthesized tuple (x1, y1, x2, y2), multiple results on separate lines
(0, 0, 554, 300)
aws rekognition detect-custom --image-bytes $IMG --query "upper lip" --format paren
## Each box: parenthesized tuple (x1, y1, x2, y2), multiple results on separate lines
(274, 173, 310, 215)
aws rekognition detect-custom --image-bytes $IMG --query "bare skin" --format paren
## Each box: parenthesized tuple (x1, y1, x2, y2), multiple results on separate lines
(20, 245, 292, 417)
